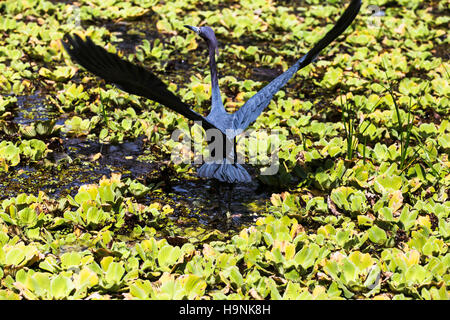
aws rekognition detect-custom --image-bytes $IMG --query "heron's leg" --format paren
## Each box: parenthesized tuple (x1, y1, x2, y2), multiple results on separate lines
(226, 183, 234, 213)
(213, 179, 225, 218)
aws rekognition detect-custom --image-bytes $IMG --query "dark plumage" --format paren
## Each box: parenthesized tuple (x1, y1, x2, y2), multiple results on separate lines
(61, 34, 215, 131)
(62, 0, 361, 183)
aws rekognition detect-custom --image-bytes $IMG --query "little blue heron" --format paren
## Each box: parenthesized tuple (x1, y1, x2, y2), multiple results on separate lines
(62, 0, 361, 184)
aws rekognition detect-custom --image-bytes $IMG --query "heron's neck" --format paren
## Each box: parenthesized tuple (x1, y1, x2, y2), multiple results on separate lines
(208, 42, 224, 113)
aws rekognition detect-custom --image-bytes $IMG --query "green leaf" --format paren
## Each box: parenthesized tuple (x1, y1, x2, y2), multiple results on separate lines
(399, 207, 418, 231)
(342, 259, 357, 283)
(293, 243, 320, 270)
(183, 275, 207, 299)
(228, 266, 244, 288)
(74, 191, 92, 205)
(60, 252, 82, 270)
(368, 225, 387, 245)
(157, 245, 181, 269)
(130, 279, 153, 299)
(50, 274, 73, 299)
(99, 185, 115, 203)
(5, 248, 25, 266)
(105, 262, 125, 285)
(31, 272, 51, 298)
(374, 175, 402, 194)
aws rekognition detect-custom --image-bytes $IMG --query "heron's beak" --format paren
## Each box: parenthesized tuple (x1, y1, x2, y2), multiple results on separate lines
(184, 25, 200, 34)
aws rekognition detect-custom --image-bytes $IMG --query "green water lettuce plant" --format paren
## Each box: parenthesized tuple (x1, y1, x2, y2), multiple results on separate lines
(0, 0, 448, 302)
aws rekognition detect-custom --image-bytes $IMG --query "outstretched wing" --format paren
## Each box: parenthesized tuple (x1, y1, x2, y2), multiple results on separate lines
(62, 34, 215, 130)
(232, 0, 362, 131)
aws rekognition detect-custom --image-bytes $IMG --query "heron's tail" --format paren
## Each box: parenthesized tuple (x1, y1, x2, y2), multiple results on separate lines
(198, 159, 251, 183)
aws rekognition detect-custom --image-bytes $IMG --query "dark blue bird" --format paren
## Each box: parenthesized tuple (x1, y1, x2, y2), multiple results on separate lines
(62, 0, 361, 184)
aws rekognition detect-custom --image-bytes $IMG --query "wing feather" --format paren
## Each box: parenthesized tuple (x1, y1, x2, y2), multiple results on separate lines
(232, 0, 362, 131)
(62, 34, 215, 130)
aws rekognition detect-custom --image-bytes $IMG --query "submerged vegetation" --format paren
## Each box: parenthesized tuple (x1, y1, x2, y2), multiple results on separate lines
(0, 0, 449, 300)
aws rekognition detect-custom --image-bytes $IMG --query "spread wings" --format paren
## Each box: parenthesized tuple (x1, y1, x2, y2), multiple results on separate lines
(62, 34, 215, 130)
(231, 0, 362, 131)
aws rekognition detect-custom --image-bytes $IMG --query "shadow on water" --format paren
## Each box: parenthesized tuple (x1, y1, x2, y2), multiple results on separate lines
(160, 178, 270, 231)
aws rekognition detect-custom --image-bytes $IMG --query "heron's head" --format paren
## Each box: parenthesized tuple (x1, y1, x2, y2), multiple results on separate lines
(184, 25, 219, 57)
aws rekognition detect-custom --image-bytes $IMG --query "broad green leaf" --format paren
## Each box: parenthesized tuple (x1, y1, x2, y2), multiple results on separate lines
(368, 225, 387, 245)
